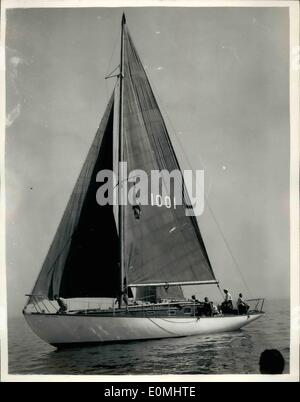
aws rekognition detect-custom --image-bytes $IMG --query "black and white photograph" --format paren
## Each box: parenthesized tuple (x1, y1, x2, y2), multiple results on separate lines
(0, 0, 299, 382)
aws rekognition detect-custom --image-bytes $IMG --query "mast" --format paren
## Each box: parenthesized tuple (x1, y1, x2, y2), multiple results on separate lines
(119, 13, 126, 294)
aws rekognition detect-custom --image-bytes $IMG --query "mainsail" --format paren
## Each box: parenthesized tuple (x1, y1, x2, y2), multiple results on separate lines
(30, 14, 217, 301)
(121, 19, 216, 288)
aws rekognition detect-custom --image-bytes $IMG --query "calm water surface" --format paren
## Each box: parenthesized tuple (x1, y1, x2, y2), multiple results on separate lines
(8, 299, 289, 375)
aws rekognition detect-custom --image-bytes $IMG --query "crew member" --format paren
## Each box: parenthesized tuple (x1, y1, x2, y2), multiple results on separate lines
(115, 290, 129, 310)
(237, 293, 249, 315)
(221, 289, 233, 313)
(54, 295, 68, 314)
(203, 296, 213, 317)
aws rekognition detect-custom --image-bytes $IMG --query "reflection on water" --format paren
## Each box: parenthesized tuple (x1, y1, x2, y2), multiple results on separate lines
(8, 299, 289, 375)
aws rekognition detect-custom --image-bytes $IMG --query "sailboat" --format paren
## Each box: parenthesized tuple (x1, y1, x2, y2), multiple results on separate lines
(23, 14, 264, 348)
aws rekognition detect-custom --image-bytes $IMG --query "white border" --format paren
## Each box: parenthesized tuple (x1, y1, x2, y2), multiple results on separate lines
(0, 0, 299, 382)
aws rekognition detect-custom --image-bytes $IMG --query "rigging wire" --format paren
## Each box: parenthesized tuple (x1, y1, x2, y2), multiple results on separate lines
(145, 70, 253, 299)
(104, 22, 121, 101)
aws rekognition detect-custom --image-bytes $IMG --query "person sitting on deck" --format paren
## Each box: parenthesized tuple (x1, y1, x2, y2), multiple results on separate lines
(54, 295, 68, 314)
(203, 297, 213, 317)
(221, 289, 233, 314)
(237, 293, 249, 315)
(191, 295, 200, 303)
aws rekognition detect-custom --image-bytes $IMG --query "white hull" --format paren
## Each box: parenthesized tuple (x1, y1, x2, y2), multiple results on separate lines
(24, 313, 262, 347)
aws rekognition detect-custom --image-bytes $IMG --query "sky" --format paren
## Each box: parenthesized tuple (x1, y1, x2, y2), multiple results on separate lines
(5, 6, 290, 317)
